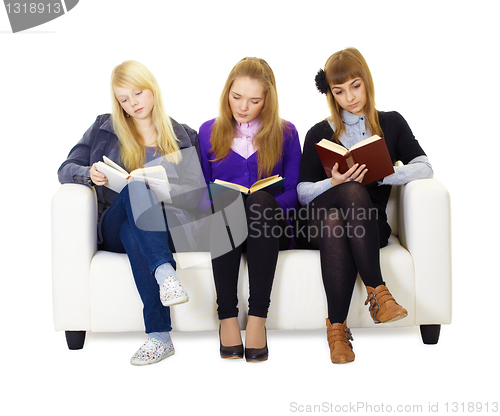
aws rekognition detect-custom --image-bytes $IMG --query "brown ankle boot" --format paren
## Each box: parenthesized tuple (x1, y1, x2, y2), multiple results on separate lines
(365, 283, 408, 324)
(326, 319, 355, 364)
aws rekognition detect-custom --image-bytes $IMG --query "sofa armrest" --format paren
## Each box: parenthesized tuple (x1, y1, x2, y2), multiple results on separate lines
(51, 184, 98, 331)
(398, 178, 452, 325)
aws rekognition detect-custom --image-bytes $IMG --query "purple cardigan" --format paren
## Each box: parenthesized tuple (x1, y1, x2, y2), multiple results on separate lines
(198, 118, 301, 215)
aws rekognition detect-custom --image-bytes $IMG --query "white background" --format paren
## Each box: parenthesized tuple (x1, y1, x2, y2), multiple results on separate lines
(1, 0, 499, 414)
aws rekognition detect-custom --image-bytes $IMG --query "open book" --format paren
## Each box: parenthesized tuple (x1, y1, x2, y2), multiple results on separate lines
(315, 135, 394, 185)
(208, 175, 284, 200)
(96, 156, 171, 202)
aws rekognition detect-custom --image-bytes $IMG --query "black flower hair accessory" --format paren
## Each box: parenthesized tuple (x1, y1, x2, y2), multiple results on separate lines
(315, 69, 328, 94)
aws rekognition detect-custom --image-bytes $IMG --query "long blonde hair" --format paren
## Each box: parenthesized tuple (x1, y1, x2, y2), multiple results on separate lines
(210, 57, 288, 179)
(324, 48, 382, 143)
(110, 60, 180, 171)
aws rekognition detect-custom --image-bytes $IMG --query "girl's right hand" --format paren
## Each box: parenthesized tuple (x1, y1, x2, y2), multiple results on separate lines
(330, 162, 367, 187)
(90, 163, 108, 186)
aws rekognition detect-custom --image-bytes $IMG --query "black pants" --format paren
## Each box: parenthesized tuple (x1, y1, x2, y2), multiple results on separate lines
(205, 190, 293, 320)
(305, 181, 389, 323)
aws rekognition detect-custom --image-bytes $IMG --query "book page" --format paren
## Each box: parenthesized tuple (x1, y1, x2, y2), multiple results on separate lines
(213, 179, 250, 193)
(103, 155, 129, 175)
(317, 139, 347, 155)
(95, 161, 129, 194)
(349, 134, 381, 151)
(131, 166, 170, 190)
(131, 176, 171, 203)
(249, 175, 283, 192)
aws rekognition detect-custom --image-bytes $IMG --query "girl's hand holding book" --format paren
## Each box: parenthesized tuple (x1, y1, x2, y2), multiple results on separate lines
(90, 163, 108, 186)
(330, 162, 367, 187)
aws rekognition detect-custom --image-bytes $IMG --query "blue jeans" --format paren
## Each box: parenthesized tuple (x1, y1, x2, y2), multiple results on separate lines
(99, 182, 175, 333)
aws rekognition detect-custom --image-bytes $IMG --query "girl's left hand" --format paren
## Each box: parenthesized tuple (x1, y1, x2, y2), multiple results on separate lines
(330, 162, 368, 187)
(347, 163, 368, 184)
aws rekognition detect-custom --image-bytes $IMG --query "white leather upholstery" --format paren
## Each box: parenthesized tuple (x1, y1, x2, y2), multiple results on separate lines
(52, 178, 451, 335)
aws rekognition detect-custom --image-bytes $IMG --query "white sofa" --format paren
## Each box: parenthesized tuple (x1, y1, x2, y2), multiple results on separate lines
(52, 178, 451, 349)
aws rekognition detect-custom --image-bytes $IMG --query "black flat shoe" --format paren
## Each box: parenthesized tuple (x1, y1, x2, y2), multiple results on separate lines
(245, 328, 268, 362)
(219, 327, 243, 359)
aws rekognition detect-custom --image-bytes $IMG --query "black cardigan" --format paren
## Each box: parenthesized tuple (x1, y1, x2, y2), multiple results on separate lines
(298, 111, 426, 238)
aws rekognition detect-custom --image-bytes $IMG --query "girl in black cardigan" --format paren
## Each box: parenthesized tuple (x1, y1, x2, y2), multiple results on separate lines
(298, 48, 432, 364)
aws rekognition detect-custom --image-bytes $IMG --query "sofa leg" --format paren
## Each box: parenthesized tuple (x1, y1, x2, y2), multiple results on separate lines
(65, 331, 86, 350)
(420, 324, 441, 344)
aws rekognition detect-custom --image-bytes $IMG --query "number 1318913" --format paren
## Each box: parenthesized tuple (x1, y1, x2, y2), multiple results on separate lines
(5, 3, 62, 14)
(445, 402, 498, 413)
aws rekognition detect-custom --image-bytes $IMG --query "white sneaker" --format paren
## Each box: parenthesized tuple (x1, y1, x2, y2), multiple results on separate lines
(160, 275, 189, 306)
(130, 338, 175, 366)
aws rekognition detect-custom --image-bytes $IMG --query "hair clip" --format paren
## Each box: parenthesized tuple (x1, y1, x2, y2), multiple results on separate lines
(315, 69, 328, 94)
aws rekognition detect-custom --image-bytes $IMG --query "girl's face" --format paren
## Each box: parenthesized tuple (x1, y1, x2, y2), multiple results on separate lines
(228, 76, 265, 124)
(114, 87, 155, 121)
(330, 78, 367, 116)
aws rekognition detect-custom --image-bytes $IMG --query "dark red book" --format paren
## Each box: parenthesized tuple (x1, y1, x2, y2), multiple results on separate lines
(315, 135, 394, 185)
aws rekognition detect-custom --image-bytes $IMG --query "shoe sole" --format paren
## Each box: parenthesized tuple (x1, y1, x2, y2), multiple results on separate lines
(161, 295, 189, 307)
(221, 354, 244, 359)
(246, 356, 268, 363)
(374, 311, 408, 324)
(130, 349, 175, 366)
(332, 357, 355, 364)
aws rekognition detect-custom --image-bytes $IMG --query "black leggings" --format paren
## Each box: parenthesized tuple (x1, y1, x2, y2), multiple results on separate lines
(208, 190, 292, 320)
(306, 181, 388, 323)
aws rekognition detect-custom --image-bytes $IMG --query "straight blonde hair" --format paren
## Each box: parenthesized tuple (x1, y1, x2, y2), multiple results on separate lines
(324, 48, 383, 143)
(210, 57, 288, 179)
(110, 60, 180, 171)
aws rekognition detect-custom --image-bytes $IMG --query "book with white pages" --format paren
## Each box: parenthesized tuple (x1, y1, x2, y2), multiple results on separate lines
(96, 156, 171, 203)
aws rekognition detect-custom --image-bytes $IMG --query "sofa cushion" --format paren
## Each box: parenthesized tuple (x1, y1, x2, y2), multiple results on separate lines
(88, 235, 414, 332)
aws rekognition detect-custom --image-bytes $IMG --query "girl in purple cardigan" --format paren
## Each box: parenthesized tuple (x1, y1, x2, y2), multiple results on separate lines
(198, 57, 301, 362)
